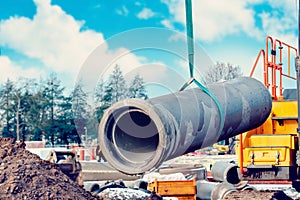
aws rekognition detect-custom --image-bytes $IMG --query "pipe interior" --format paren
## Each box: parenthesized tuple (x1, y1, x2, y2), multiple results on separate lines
(227, 166, 240, 184)
(109, 108, 159, 163)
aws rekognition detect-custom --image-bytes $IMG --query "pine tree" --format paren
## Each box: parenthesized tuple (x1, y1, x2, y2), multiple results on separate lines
(14, 78, 41, 141)
(27, 81, 46, 141)
(128, 74, 148, 99)
(41, 74, 65, 146)
(56, 95, 79, 145)
(71, 82, 90, 145)
(203, 62, 243, 84)
(94, 79, 104, 107)
(108, 64, 127, 104)
(0, 79, 15, 138)
(94, 65, 127, 122)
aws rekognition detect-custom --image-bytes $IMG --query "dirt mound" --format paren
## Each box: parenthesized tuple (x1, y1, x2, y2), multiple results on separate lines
(0, 138, 98, 200)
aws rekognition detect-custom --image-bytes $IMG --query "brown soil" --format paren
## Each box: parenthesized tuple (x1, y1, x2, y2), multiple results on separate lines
(223, 190, 293, 200)
(0, 138, 98, 200)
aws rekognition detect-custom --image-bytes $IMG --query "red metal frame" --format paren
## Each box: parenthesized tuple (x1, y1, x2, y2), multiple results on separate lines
(250, 36, 297, 99)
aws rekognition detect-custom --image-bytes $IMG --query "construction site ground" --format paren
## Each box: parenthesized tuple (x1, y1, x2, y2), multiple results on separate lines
(0, 140, 294, 199)
(80, 152, 300, 199)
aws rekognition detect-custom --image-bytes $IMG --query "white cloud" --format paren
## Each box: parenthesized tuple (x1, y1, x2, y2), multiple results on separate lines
(267, 0, 297, 14)
(161, 0, 298, 45)
(161, 0, 262, 41)
(258, 0, 298, 47)
(0, 56, 45, 82)
(0, 0, 147, 90)
(161, 19, 174, 29)
(0, 0, 104, 75)
(137, 8, 156, 20)
(158, 0, 298, 92)
(161, 0, 185, 24)
(123, 62, 186, 97)
(116, 5, 129, 16)
(76, 45, 184, 98)
(99, 47, 147, 80)
(168, 32, 186, 42)
(259, 11, 297, 47)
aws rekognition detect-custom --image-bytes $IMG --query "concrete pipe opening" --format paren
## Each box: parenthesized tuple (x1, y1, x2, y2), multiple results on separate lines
(99, 100, 166, 175)
(112, 109, 159, 162)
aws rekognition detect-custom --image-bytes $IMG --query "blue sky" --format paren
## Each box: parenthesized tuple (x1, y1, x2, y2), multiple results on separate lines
(0, 0, 299, 96)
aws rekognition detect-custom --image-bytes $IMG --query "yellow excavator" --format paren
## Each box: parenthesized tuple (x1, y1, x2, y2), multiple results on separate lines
(237, 35, 300, 189)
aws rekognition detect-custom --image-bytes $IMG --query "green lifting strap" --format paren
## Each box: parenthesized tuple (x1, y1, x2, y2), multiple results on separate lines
(183, 0, 224, 137)
(185, 0, 194, 78)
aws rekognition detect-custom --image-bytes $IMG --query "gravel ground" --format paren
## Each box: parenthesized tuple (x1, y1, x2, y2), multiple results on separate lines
(223, 190, 293, 200)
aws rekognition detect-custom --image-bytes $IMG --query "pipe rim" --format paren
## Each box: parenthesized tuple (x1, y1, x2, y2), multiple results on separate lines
(99, 99, 167, 175)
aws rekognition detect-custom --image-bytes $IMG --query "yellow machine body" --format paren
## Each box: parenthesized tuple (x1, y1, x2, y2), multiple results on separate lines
(239, 101, 298, 167)
(239, 100, 298, 167)
(238, 36, 299, 182)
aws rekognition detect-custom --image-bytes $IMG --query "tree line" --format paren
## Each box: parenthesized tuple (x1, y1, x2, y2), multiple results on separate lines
(0, 62, 240, 146)
(0, 64, 147, 146)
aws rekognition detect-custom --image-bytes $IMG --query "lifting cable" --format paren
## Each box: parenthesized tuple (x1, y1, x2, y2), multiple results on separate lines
(180, 0, 224, 137)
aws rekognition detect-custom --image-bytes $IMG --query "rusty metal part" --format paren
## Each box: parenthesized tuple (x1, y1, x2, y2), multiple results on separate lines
(99, 77, 272, 175)
(45, 150, 83, 186)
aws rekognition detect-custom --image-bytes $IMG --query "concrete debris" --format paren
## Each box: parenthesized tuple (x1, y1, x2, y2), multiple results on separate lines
(142, 172, 186, 183)
(97, 188, 149, 200)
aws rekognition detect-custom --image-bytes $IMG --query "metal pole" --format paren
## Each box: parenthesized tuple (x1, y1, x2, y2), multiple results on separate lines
(296, 0, 300, 145)
(15, 92, 20, 142)
(16, 98, 20, 141)
(84, 127, 87, 147)
(298, 0, 300, 53)
(298, 0, 300, 122)
(296, 0, 300, 173)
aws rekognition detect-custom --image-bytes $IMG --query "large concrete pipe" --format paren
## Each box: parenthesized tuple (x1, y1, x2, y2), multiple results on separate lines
(99, 77, 272, 175)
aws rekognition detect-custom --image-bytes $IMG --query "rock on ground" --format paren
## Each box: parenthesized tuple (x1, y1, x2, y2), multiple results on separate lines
(97, 188, 149, 200)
